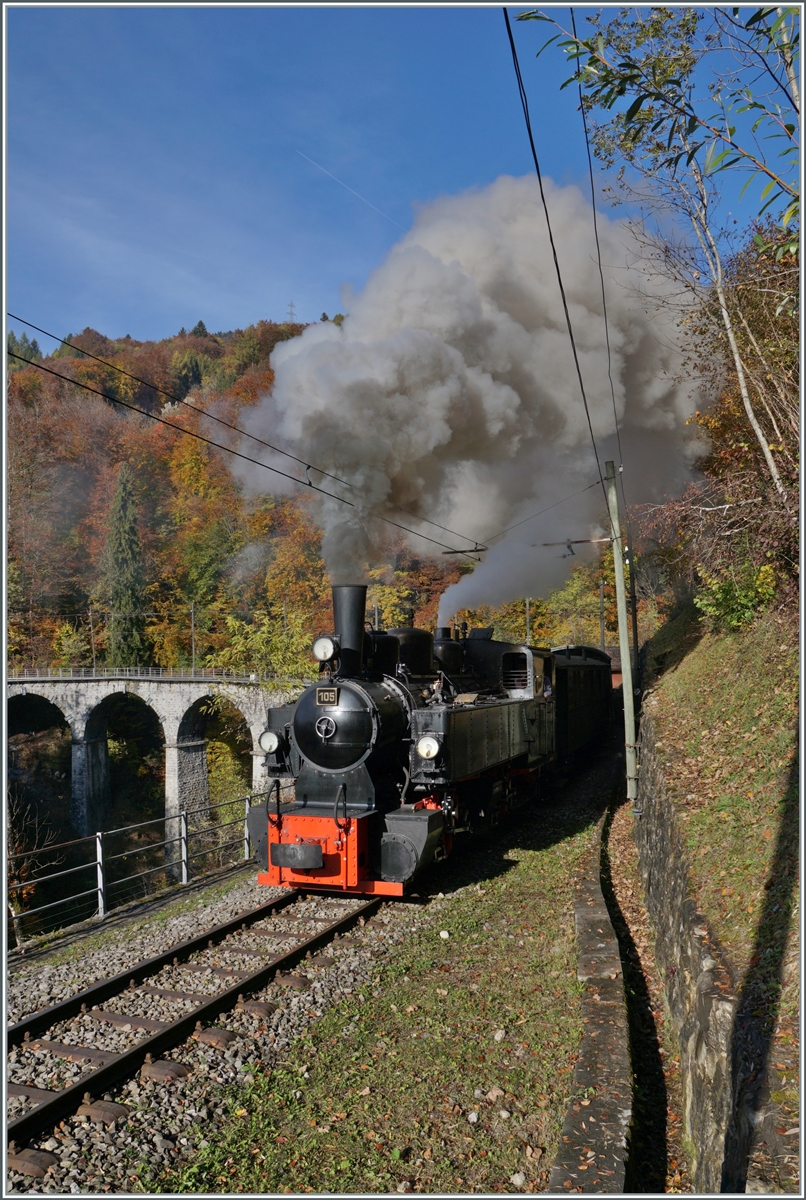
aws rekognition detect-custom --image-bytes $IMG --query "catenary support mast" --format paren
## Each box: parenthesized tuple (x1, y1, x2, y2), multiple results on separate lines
(605, 461, 638, 807)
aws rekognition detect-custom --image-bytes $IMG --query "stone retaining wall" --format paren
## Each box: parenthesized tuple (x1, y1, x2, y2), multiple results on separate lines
(633, 711, 797, 1192)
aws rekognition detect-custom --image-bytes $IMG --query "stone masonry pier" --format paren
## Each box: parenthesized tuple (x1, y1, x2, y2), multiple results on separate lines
(7, 670, 298, 836)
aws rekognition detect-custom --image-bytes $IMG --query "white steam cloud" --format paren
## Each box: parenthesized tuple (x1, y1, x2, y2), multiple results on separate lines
(239, 175, 701, 621)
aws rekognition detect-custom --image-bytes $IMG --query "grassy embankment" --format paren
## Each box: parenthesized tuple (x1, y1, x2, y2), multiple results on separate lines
(641, 604, 799, 1113)
(155, 778, 609, 1195)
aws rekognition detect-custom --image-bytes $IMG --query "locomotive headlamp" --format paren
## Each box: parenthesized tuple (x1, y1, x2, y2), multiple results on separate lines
(416, 735, 441, 760)
(259, 729, 281, 754)
(312, 635, 338, 662)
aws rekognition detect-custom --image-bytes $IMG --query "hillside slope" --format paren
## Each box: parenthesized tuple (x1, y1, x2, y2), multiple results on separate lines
(642, 604, 799, 1132)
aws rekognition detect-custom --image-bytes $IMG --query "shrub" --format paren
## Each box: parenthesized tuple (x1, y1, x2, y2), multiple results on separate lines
(694, 563, 776, 630)
(50, 621, 92, 667)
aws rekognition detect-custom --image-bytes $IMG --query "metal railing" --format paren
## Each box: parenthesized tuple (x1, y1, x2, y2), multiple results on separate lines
(7, 666, 314, 685)
(6, 788, 289, 944)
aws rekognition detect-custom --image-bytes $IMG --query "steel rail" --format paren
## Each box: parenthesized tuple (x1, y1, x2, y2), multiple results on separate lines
(7, 894, 381, 1148)
(7, 894, 297, 1049)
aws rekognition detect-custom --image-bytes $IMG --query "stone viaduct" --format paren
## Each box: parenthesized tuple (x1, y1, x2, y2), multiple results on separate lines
(7, 670, 298, 836)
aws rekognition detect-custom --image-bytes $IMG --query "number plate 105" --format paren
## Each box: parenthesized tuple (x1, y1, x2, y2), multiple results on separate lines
(316, 687, 339, 706)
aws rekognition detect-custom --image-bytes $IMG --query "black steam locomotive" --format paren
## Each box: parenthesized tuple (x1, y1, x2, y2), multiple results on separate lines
(249, 585, 612, 897)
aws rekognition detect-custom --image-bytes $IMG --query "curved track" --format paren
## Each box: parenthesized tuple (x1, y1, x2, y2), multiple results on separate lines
(7, 891, 380, 1166)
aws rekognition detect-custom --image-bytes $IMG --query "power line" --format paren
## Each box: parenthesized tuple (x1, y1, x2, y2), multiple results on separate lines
(568, 8, 640, 681)
(8, 350, 350, 496)
(6, 312, 355, 489)
(11, 609, 228, 621)
(8, 351, 483, 562)
(502, 8, 609, 517)
(7, 312, 485, 552)
(482, 480, 601, 543)
(8, 608, 160, 616)
(569, 7, 625, 476)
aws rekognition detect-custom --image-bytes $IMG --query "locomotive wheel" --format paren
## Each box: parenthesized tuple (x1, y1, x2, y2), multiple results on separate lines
(380, 832, 419, 883)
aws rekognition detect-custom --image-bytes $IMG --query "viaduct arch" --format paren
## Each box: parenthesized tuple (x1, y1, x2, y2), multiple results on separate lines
(7, 676, 296, 836)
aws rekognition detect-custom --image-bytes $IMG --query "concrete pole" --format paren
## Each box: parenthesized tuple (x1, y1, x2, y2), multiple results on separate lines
(599, 578, 605, 650)
(625, 538, 641, 691)
(525, 597, 531, 646)
(605, 461, 638, 807)
(89, 607, 96, 670)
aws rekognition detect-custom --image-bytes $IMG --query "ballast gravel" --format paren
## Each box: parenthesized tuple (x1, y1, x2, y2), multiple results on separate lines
(6, 874, 450, 1194)
(6, 874, 284, 1025)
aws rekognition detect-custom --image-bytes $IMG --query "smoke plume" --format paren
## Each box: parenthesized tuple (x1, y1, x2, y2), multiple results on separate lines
(239, 174, 701, 620)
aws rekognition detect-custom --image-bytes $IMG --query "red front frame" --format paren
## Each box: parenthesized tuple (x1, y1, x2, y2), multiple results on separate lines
(257, 810, 404, 897)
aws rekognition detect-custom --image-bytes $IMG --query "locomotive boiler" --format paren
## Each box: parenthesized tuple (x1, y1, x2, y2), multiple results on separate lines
(248, 585, 612, 897)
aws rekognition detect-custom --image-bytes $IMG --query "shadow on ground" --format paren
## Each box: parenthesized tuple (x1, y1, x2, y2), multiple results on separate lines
(415, 742, 618, 900)
(722, 746, 800, 1191)
(600, 785, 669, 1193)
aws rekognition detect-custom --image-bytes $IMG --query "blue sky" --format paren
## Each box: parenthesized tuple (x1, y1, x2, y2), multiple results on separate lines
(6, 4, 762, 344)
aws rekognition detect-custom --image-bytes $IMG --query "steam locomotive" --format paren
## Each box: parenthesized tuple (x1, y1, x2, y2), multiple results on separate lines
(248, 585, 612, 897)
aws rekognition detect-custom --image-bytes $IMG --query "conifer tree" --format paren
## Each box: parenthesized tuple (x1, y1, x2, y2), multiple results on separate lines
(7, 329, 42, 370)
(103, 463, 148, 666)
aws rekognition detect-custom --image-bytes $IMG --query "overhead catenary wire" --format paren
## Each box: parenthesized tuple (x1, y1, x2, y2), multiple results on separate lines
(9, 475, 603, 617)
(10, 119, 624, 582)
(9, 608, 164, 617)
(569, 7, 624, 477)
(502, 8, 609, 520)
(569, 6, 634, 528)
(7, 312, 485, 553)
(8, 350, 484, 562)
(7, 313, 342, 478)
(568, 7, 640, 679)
(482, 479, 601, 543)
(504, 7, 642, 705)
(9, 321, 594, 562)
(9, 339, 615, 578)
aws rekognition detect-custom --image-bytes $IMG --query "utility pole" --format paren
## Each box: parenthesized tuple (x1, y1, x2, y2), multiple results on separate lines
(605, 461, 639, 810)
(525, 597, 531, 646)
(599, 578, 605, 651)
(191, 603, 196, 675)
(89, 606, 97, 670)
(624, 535, 641, 691)
(287, 300, 296, 323)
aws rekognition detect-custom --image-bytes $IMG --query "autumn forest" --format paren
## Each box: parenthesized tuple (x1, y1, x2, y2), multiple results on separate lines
(7, 212, 799, 687)
(7, 317, 489, 680)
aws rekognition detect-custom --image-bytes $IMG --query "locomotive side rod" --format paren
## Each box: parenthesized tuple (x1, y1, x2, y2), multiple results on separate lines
(7, 896, 381, 1149)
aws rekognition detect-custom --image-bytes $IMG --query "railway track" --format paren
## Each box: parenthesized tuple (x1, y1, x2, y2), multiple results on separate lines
(6, 890, 384, 1177)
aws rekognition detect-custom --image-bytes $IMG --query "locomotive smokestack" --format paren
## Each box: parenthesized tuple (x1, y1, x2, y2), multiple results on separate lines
(332, 585, 367, 677)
